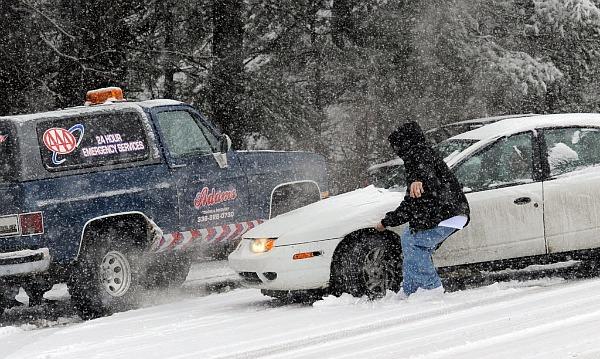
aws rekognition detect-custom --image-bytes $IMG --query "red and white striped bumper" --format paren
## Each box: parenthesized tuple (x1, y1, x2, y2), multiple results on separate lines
(151, 220, 264, 253)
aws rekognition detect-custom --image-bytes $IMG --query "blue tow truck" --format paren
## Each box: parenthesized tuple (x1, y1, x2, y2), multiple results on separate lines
(0, 87, 328, 319)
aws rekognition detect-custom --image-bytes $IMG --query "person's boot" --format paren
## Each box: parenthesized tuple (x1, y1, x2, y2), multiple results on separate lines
(411, 285, 445, 300)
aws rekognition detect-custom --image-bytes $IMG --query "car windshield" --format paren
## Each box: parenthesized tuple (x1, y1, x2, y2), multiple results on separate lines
(436, 139, 478, 160)
(369, 139, 476, 190)
(0, 121, 17, 183)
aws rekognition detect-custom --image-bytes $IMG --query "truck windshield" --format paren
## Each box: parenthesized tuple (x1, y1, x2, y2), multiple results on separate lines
(0, 121, 16, 183)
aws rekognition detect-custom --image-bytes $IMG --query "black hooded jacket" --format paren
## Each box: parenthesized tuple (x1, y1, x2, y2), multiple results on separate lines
(381, 121, 470, 231)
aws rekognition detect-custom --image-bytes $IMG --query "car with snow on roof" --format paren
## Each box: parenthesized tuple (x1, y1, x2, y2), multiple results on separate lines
(0, 87, 327, 318)
(229, 113, 600, 300)
(364, 114, 538, 188)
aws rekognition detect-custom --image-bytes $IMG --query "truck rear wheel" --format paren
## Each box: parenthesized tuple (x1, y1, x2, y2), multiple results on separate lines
(68, 230, 146, 320)
(331, 233, 402, 299)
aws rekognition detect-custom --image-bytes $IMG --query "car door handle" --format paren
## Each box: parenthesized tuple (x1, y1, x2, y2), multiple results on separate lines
(514, 197, 532, 205)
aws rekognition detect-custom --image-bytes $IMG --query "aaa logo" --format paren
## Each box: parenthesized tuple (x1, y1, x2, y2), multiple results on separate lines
(42, 124, 85, 165)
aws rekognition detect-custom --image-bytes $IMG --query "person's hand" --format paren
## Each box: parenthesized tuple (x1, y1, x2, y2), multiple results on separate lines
(375, 222, 386, 232)
(410, 181, 424, 198)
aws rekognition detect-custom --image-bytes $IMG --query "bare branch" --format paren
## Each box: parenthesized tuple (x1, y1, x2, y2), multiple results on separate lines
(19, 0, 76, 40)
(40, 36, 80, 62)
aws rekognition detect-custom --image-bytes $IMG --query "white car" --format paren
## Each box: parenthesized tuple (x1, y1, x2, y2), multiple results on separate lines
(228, 113, 600, 300)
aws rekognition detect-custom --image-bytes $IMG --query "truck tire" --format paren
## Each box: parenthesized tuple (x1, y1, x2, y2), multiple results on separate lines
(68, 229, 147, 320)
(331, 233, 402, 299)
(145, 253, 192, 289)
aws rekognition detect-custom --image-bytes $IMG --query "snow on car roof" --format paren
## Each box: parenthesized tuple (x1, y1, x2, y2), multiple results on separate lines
(367, 158, 404, 171)
(452, 113, 600, 141)
(0, 99, 183, 123)
(447, 113, 537, 126)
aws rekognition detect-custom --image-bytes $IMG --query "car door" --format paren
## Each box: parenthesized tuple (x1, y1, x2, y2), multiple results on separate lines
(152, 107, 249, 250)
(540, 126, 600, 253)
(434, 131, 546, 266)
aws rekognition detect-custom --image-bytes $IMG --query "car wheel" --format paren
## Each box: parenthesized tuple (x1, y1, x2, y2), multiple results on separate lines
(145, 253, 192, 289)
(332, 233, 402, 299)
(68, 229, 147, 320)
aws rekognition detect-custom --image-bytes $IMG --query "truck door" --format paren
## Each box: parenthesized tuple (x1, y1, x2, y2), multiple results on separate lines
(151, 107, 250, 251)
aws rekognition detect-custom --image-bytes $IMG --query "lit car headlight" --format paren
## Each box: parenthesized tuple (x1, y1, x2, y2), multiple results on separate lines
(250, 238, 276, 253)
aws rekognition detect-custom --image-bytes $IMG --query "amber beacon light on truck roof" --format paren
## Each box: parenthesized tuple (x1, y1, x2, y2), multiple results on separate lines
(84, 87, 125, 106)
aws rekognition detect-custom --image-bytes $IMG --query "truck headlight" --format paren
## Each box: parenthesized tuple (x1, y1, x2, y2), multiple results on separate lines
(250, 238, 276, 253)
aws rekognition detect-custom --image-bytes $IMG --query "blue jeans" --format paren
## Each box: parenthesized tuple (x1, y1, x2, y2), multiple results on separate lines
(401, 226, 457, 295)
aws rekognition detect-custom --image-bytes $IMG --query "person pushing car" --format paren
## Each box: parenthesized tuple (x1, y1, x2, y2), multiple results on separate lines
(375, 121, 470, 297)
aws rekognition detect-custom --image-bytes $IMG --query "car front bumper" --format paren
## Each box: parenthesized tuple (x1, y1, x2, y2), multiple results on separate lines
(228, 238, 342, 291)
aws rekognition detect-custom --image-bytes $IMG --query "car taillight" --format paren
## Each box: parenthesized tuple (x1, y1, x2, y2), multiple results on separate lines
(19, 212, 44, 235)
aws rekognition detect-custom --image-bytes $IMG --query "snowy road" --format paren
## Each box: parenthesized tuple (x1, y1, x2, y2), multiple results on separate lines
(2, 262, 600, 359)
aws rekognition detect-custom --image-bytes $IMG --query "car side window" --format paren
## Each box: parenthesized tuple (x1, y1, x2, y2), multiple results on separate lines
(543, 127, 600, 176)
(454, 132, 534, 192)
(156, 111, 218, 158)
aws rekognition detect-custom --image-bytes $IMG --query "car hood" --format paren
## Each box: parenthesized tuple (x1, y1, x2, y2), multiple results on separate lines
(245, 185, 405, 245)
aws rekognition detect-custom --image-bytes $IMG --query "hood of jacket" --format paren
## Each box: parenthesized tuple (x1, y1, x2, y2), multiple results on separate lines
(388, 121, 427, 159)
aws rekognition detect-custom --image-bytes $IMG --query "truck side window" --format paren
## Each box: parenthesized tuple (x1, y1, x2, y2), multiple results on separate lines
(156, 111, 217, 157)
(36, 111, 150, 171)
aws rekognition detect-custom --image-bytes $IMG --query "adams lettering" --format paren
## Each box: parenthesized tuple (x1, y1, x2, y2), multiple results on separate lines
(194, 187, 237, 209)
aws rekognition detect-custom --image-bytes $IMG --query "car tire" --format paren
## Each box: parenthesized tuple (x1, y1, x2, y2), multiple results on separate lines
(331, 233, 402, 299)
(145, 253, 192, 289)
(68, 229, 147, 320)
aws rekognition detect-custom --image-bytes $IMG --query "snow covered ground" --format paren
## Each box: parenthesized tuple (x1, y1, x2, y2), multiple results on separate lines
(2, 261, 600, 359)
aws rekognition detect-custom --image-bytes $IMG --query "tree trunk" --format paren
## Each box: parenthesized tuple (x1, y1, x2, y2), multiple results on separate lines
(162, 0, 176, 99)
(210, 0, 244, 148)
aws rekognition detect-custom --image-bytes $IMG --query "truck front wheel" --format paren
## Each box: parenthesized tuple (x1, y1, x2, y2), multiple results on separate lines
(68, 230, 146, 320)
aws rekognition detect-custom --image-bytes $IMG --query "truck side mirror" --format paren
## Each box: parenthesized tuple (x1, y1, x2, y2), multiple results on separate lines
(219, 134, 232, 153)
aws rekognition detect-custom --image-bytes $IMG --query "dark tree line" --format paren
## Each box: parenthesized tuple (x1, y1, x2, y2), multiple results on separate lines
(3, 0, 600, 192)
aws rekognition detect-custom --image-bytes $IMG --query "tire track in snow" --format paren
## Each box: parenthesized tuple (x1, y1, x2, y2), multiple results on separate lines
(310, 279, 600, 359)
(199, 280, 591, 359)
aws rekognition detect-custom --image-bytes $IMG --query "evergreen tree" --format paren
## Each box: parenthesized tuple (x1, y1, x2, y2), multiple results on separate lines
(48, 0, 139, 107)
(0, 1, 50, 115)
